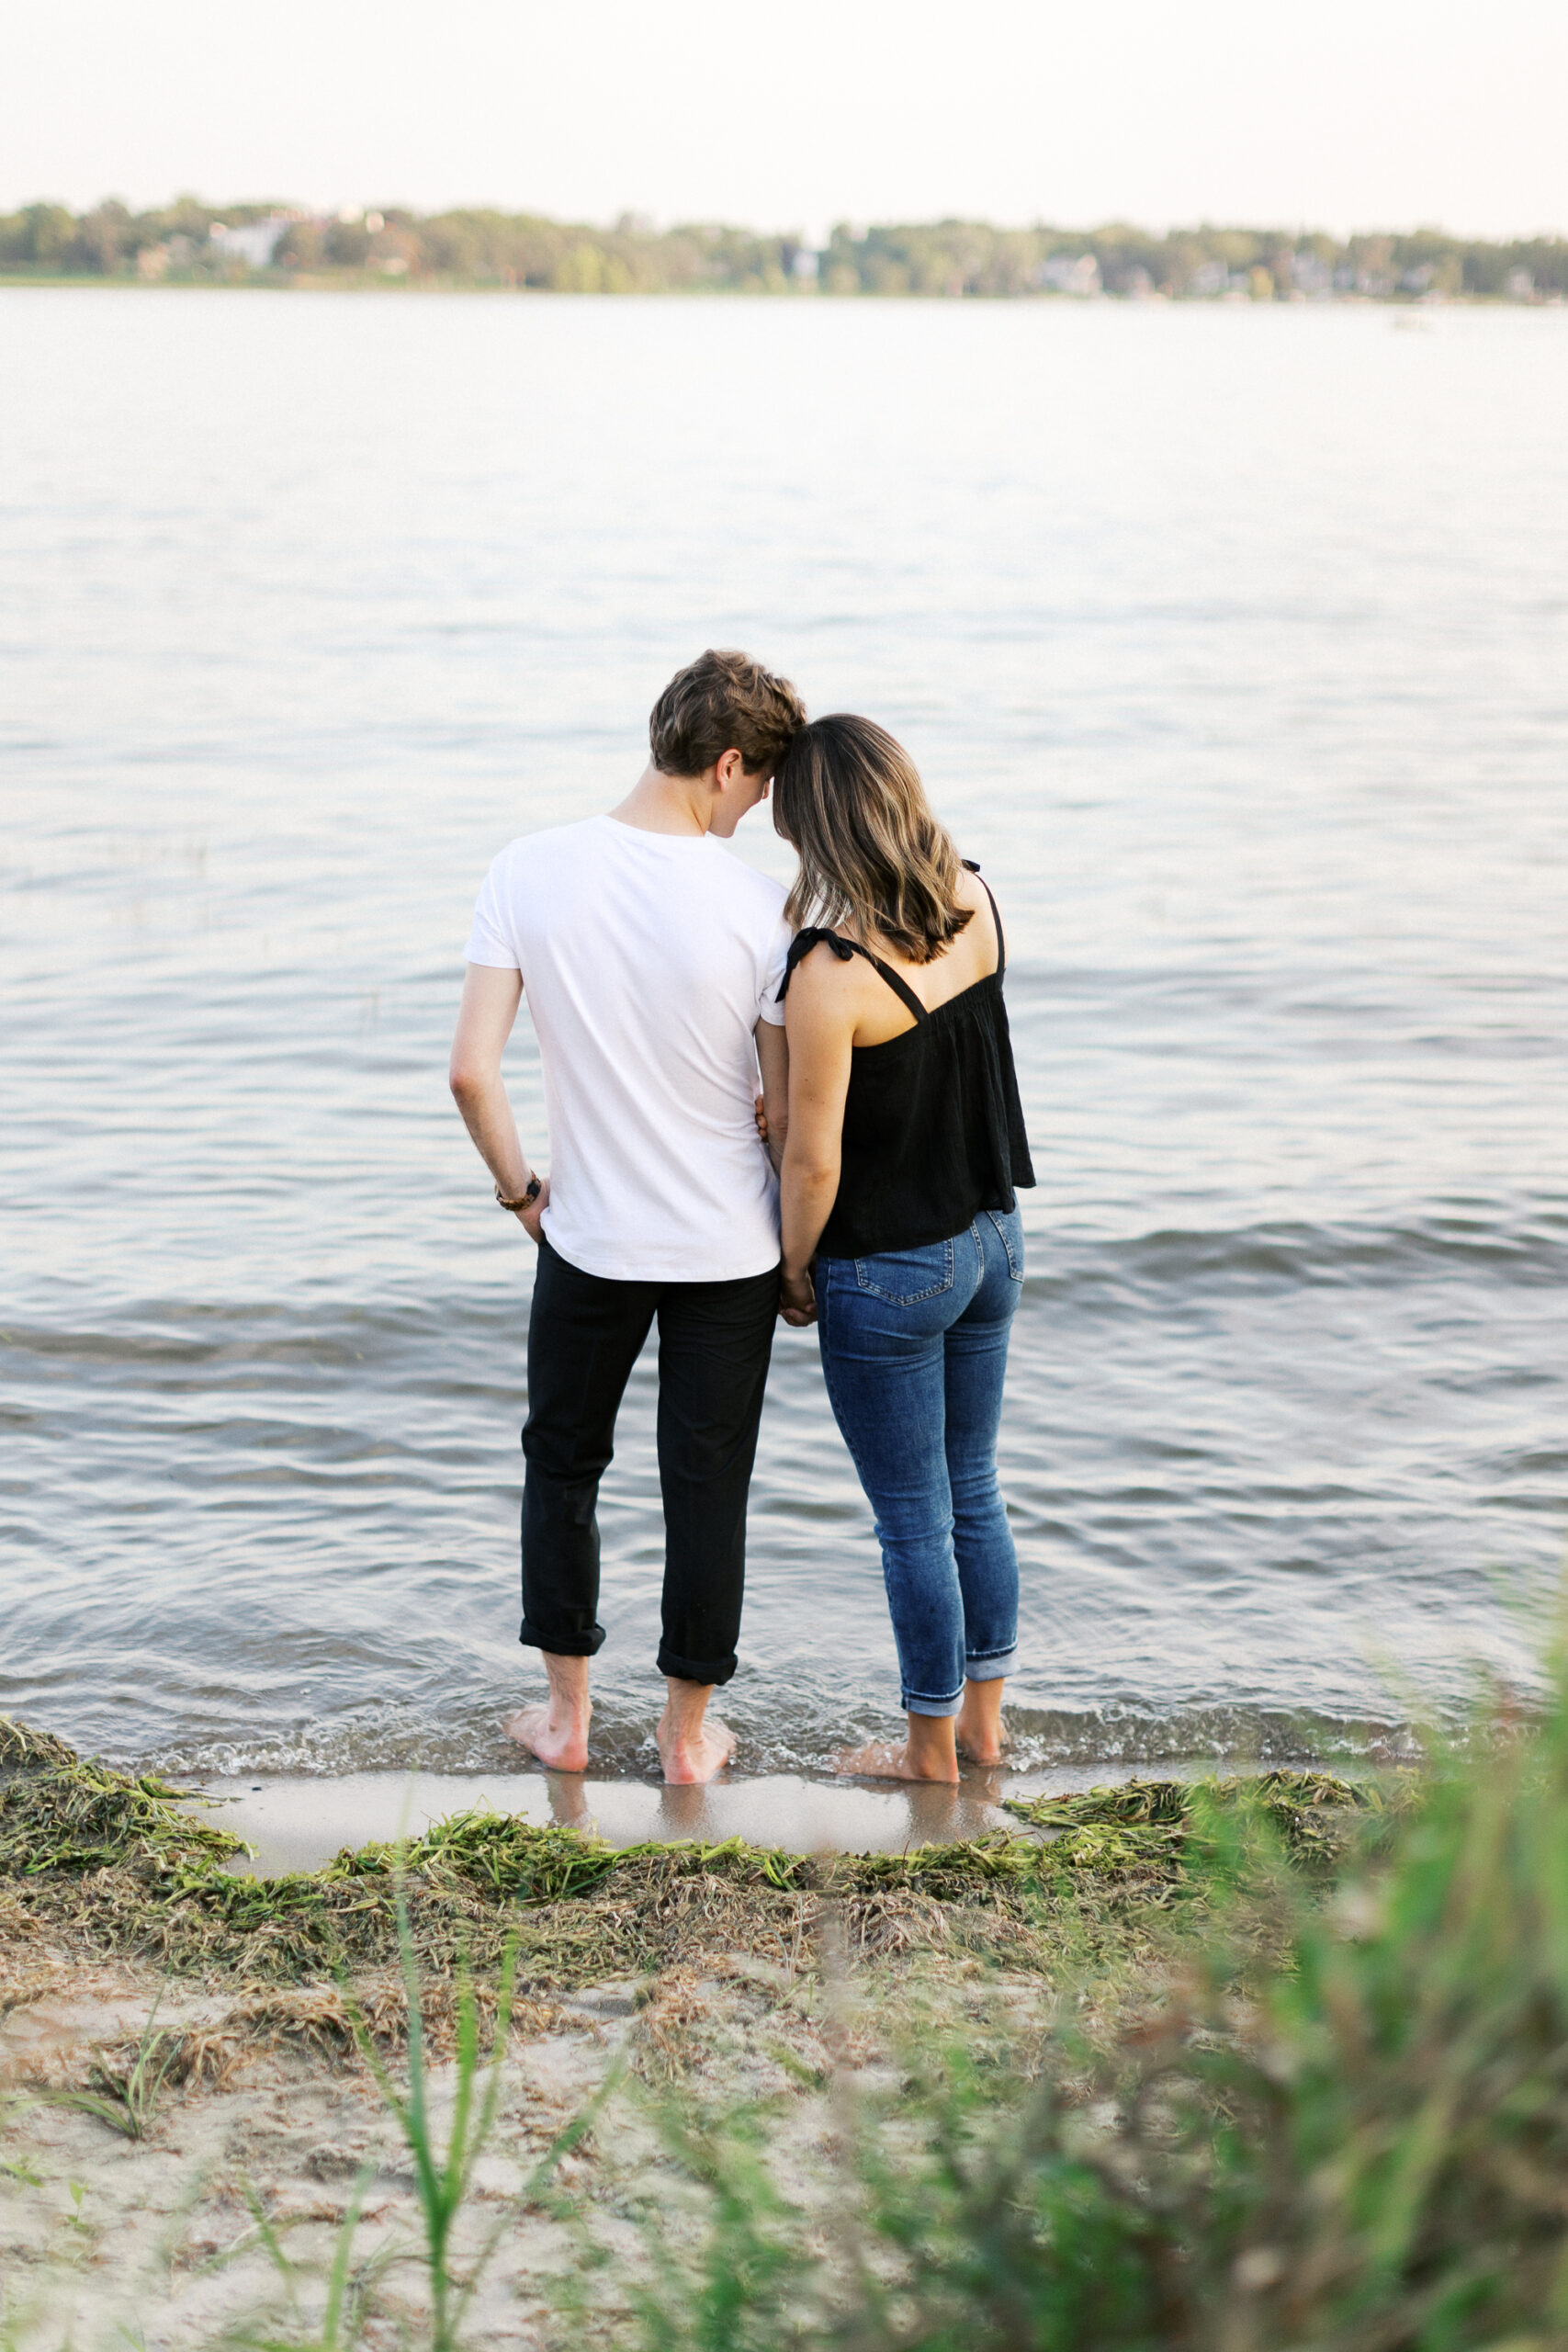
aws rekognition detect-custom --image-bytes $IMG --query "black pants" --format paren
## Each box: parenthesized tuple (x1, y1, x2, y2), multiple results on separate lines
(520, 1234, 780, 1686)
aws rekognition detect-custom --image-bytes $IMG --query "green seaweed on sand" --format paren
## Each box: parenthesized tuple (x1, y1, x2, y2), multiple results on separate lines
(0, 1719, 244, 1878)
(839, 1832, 1038, 1900)
(336, 1813, 809, 1904)
(0, 1720, 78, 1771)
(333, 1812, 623, 1903)
(1006, 1765, 1401, 1880)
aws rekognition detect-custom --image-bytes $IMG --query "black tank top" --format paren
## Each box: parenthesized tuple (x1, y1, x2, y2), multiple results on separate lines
(776, 865, 1035, 1261)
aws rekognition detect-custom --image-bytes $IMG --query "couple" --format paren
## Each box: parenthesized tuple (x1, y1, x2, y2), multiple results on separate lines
(449, 651, 1034, 1787)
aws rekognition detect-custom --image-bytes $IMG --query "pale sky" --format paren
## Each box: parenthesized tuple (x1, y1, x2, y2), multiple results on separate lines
(6, 0, 1565, 241)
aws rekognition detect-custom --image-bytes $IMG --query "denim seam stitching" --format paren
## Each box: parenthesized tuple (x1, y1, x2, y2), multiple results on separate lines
(985, 1207, 1024, 1280)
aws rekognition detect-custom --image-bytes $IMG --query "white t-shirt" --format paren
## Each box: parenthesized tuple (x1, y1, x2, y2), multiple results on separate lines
(465, 814, 791, 1283)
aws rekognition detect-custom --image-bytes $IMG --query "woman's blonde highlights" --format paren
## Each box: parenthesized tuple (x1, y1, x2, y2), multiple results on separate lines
(772, 716, 972, 964)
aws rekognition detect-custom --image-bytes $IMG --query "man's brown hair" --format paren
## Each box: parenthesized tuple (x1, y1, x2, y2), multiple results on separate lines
(772, 714, 972, 965)
(649, 650, 807, 779)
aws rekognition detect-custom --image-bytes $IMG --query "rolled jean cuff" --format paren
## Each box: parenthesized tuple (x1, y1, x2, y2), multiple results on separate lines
(657, 1643, 738, 1689)
(904, 1688, 964, 1719)
(964, 1646, 1016, 1685)
(520, 1619, 606, 1657)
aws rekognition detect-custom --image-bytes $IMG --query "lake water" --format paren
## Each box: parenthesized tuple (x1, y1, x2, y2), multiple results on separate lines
(2, 287, 1564, 1783)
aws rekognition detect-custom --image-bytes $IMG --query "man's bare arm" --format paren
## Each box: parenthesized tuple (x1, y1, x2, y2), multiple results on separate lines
(754, 1018, 789, 1175)
(449, 964, 549, 1242)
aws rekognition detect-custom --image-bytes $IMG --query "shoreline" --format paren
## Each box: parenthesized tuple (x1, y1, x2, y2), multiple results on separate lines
(1, 273, 1562, 308)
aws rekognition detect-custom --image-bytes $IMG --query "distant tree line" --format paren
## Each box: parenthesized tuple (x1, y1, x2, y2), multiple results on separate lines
(2, 195, 1563, 300)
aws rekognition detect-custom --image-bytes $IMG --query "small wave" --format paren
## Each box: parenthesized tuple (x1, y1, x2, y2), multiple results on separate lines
(998, 1700, 1428, 1769)
(1028, 1214, 1568, 1303)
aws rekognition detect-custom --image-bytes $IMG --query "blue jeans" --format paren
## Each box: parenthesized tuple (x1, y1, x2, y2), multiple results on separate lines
(816, 1208, 1024, 1717)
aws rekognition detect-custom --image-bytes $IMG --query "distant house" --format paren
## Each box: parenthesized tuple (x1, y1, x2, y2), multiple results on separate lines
(1190, 260, 1227, 297)
(1037, 252, 1101, 297)
(209, 217, 293, 269)
(1506, 267, 1535, 300)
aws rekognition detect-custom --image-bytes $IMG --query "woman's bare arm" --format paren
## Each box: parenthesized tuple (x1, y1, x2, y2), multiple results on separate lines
(778, 952, 857, 1322)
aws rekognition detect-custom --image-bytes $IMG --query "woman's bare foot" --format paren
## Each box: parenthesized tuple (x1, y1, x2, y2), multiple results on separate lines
(503, 1655, 591, 1772)
(656, 1675, 735, 1785)
(835, 1737, 960, 1784)
(954, 1678, 1008, 1768)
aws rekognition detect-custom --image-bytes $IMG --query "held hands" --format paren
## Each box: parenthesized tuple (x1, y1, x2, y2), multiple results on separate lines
(513, 1175, 550, 1245)
(780, 1263, 817, 1327)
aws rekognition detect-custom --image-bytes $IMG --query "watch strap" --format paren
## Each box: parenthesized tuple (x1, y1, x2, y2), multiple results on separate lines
(496, 1173, 542, 1213)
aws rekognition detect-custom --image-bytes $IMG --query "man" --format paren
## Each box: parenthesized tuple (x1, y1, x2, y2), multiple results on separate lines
(449, 650, 802, 1784)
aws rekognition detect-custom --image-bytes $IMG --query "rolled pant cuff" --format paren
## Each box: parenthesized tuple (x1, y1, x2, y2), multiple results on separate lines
(657, 1644, 738, 1688)
(904, 1690, 964, 1719)
(964, 1648, 1016, 1685)
(520, 1619, 606, 1657)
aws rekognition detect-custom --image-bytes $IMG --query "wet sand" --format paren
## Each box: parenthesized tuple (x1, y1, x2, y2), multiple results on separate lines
(187, 1759, 1236, 1875)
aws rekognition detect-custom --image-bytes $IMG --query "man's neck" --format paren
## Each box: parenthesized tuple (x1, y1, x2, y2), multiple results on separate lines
(608, 763, 714, 837)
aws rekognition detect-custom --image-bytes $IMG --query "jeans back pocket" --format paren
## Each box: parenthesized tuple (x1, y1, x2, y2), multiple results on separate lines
(853, 1238, 955, 1305)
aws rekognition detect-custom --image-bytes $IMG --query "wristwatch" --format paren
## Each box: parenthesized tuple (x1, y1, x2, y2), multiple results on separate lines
(496, 1173, 542, 1213)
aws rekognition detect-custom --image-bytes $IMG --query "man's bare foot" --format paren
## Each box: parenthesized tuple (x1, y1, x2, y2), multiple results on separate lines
(503, 1656, 592, 1772)
(834, 1739, 960, 1784)
(955, 1725, 1009, 1767)
(658, 1713, 735, 1785)
(503, 1702, 590, 1772)
(657, 1674, 735, 1785)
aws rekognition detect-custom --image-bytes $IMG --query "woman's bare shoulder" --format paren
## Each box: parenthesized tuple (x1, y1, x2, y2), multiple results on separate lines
(785, 933, 874, 1016)
(790, 933, 860, 982)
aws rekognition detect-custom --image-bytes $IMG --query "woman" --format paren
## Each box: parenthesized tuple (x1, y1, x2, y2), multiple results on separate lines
(772, 716, 1035, 1782)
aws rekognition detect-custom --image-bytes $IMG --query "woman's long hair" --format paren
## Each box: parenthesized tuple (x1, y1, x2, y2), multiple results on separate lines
(772, 715, 971, 964)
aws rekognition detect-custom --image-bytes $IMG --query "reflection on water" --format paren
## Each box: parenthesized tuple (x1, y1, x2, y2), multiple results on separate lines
(1, 290, 1564, 1780)
(198, 1767, 1029, 1877)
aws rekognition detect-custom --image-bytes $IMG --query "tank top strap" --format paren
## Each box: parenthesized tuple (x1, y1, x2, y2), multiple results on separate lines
(777, 927, 928, 1022)
(962, 859, 1006, 981)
